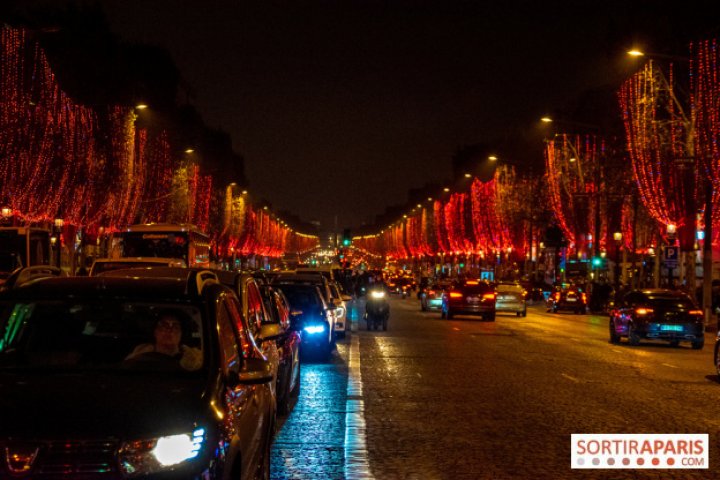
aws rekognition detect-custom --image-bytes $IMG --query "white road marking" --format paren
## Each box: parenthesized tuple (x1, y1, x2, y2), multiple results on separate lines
(662, 363, 679, 369)
(561, 373, 581, 383)
(611, 349, 623, 353)
(344, 333, 374, 479)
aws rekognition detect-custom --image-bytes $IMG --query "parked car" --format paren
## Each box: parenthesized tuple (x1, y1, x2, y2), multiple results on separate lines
(548, 286, 587, 314)
(441, 280, 496, 321)
(257, 283, 301, 415)
(610, 289, 705, 349)
(0, 273, 276, 479)
(420, 282, 448, 311)
(495, 282, 527, 317)
(275, 282, 335, 360)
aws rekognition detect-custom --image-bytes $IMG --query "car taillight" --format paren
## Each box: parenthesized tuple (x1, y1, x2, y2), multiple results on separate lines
(689, 309, 703, 315)
(449, 292, 463, 298)
(482, 293, 496, 301)
(554, 292, 560, 301)
(581, 293, 587, 302)
(428, 290, 435, 296)
(635, 308, 654, 315)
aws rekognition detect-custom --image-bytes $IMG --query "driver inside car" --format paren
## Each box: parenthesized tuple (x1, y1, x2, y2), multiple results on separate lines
(125, 311, 202, 371)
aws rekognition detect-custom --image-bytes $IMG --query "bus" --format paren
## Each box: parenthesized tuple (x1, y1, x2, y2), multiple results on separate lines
(120, 224, 211, 268)
(0, 226, 52, 280)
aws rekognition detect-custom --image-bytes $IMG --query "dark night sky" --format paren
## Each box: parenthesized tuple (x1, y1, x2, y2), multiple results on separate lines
(95, 0, 718, 230)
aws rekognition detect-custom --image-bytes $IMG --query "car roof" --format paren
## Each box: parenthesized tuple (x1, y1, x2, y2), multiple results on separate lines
(0, 276, 206, 301)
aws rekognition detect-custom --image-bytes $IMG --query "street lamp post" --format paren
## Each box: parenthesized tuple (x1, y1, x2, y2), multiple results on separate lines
(613, 232, 623, 293)
(666, 224, 677, 289)
(53, 217, 64, 269)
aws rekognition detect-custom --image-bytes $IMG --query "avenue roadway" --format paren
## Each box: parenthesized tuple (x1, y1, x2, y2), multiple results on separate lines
(271, 296, 720, 480)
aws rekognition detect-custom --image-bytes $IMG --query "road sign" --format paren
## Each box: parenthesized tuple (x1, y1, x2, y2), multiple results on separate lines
(664, 246, 678, 268)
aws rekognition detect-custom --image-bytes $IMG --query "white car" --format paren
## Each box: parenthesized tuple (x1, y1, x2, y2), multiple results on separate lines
(495, 283, 527, 317)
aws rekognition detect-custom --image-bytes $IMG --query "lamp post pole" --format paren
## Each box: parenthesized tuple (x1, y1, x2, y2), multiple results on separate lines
(613, 232, 623, 294)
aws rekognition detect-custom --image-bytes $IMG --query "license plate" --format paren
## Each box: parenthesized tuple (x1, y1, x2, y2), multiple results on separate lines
(660, 325, 683, 332)
(467, 296, 479, 303)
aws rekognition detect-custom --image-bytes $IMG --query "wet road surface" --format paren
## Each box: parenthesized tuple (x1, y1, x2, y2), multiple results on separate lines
(271, 295, 720, 479)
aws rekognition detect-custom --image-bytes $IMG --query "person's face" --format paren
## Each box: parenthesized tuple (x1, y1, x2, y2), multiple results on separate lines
(155, 316, 182, 348)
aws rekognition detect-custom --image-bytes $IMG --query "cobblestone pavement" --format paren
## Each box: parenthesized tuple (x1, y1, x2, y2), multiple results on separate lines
(271, 296, 720, 479)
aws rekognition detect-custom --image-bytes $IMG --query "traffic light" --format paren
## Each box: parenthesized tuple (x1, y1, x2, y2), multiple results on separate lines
(342, 228, 351, 247)
(592, 257, 602, 268)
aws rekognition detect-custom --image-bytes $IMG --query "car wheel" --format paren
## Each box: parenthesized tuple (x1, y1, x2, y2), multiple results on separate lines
(609, 320, 620, 344)
(628, 323, 640, 346)
(692, 338, 705, 350)
(522, 308, 527, 317)
(668, 339, 680, 348)
(485, 313, 496, 322)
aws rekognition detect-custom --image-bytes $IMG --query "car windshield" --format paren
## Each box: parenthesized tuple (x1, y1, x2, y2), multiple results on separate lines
(0, 300, 205, 373)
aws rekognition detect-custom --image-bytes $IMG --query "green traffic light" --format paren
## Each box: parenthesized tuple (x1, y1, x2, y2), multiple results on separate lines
(592, 257, 601, 267)
(342, 239, 351, 246)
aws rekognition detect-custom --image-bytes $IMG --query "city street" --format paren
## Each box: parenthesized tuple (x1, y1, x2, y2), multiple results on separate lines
(272, 296, 720, 480)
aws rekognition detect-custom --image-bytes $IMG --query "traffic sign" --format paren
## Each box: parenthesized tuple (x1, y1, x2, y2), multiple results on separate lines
(664, 246, 678, 268)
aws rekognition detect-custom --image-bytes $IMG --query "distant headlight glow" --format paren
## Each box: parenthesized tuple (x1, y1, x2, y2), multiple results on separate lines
(370, 291, 386, 299)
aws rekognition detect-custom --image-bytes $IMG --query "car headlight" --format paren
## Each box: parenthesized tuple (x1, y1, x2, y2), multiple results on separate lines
(119, 427, 205, 476)
(370, 290, 385, 299)
(303, 324, 326, 335)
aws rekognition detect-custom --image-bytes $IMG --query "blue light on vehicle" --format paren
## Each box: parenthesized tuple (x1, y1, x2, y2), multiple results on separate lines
(303, 324, 326, 335)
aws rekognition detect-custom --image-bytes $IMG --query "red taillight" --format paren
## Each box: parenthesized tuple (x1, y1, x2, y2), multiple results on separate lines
(449, 292, 463, 298)
(428, 290, 436, 296)
(581, 293, 587, 302)
(482, 293, 496, 301)
(689, 309, 703, 315)
(635, 308, 654, 315)
(554, 292, 560, 301)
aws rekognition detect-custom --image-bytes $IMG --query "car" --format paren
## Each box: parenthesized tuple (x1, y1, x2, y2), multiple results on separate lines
(0, 265, 65, 291)
(387, 277, 412, 297)
(89, 257, 186, 276)
(273, 273, 338, 340)
(275, 282, 335, 360)
(420, 282, 449, 311)
(495, 282, 527, 317)
(548, 286, 587, 314)
(441, 280, 496, 321)
(0, 272, 275, 479)
(328, 281, 352, 338)
(257, 283, 301, 415)
(610, 289, 705, 349)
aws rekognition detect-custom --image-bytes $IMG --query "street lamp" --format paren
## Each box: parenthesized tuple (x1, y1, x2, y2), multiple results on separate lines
(1, 207, 11, 218)
(613, 231, 623, 293)
(53, 217, 64, 269)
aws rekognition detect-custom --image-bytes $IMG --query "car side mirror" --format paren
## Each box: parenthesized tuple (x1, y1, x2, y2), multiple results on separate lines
(236, 358, 273, 385)
(257, 323, 283, 342)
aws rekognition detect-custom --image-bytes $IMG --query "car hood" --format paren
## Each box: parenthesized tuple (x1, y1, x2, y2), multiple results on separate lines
(0, 371, 210, 439)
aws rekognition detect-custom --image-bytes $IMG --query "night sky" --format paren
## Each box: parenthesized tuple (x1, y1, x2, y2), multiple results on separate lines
(97, 0, 717, 231)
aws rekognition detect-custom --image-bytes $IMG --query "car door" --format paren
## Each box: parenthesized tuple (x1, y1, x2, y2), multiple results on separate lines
(221, 293, 270, 480)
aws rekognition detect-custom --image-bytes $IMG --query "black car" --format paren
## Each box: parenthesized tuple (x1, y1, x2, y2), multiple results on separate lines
(275, 283, 335, 360)
(609, 289, 705, 349)
(548, 286, 587, 314)
(441, 280, 496, 321)
(0, 273, 275, 479)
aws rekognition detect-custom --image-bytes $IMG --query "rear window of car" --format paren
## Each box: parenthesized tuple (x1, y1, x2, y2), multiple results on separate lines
(460, 284, 492, 294)
(278, 285, 322, 311)
(91, 262, 172, 276)
(646, 295, 695, 309)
